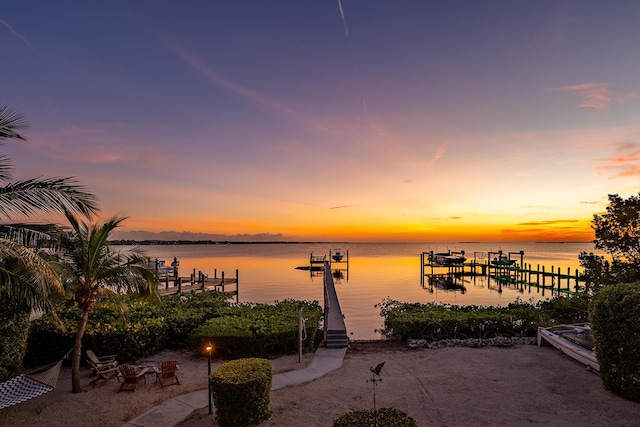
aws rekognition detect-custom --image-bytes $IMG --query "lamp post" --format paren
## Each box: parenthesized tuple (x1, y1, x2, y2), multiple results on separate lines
(206, 344, 213, 415)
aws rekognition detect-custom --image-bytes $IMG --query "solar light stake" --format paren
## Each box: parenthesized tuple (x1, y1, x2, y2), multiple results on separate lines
(206, 344, 213, 415)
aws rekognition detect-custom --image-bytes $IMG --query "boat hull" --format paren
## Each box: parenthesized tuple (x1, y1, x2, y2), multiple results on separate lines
(537, 325, 599, 372)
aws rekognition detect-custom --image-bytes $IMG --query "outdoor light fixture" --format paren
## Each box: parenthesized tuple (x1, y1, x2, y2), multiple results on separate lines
(206, 343, 213, 414)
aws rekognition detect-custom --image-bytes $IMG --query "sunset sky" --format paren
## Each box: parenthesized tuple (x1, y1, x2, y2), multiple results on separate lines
(2, 1, 639, 242)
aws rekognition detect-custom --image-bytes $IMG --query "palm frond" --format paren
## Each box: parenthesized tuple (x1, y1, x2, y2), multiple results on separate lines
(0, 104, 29, 142)
(55, 213, 158, 305)
(0, 155, 14, 183)
(0, 177, 99, 219)
(0, 239, 62, 312)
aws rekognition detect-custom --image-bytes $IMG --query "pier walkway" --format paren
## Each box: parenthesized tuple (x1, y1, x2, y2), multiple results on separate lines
(323, 261, 349, 348)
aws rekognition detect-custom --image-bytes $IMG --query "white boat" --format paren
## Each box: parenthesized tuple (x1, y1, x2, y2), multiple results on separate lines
(428, 250, 466, 265)
(492, 253, 516, 266)
(148, 259, 175, 275)
(537, 323, 599, 372)
(331, 249, 345, 262)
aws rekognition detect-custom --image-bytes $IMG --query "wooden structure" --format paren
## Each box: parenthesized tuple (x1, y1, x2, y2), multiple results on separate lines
(323, 261, 348, 348)
(150, 257, 239, 302)
(421, 250, 586, 296)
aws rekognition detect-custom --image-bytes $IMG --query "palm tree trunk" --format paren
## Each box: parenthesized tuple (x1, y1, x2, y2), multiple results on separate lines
(71, 309, 90, 393)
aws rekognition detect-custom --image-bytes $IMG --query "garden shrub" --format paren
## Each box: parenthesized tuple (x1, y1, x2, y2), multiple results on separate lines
(25, 291, 232, 365)
(0, 300, 30, 381)
(189, 299, 322, 358)
(378, 298, 539, 340)
(590, 282, 640, 402)
(333, 407, 417, 427)
(210, 358, 272, 427)
(537, 294, 591, 324)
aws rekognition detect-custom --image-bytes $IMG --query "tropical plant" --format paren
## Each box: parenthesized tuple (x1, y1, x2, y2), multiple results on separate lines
(52, 212, 157, 393)
(0, 104, 99, 312)
(579, 192, 640, 291)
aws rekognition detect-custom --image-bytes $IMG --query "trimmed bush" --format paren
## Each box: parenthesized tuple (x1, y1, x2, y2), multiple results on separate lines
(590, 282, 640, 402)
(210, 358, 272, 426)
(188, 299, 322, 358)
(378, 298, 539, 340)
(333, 407, 417, 427)
(189, 315, 255, 358)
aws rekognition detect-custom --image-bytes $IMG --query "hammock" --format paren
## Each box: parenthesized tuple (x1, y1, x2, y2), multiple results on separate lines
(0, 349, 71, 410)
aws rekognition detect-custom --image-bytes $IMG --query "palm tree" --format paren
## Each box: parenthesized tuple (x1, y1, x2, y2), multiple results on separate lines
(0, 104, 99, 311)
(53, 212, 157, 393)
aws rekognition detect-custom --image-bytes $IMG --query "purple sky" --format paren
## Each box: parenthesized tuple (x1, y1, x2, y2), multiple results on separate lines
(2, 1, 640, 241)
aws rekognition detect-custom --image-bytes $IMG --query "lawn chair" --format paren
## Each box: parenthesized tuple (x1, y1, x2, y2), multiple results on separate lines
(118, 365, 149, 392)
(86, 350, 118, 374)
(153, 360, 180, 388)
(89, 364, 120, 385)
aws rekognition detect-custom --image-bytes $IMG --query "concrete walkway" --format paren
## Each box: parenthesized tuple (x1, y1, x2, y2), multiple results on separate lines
(122, 347, 347, 427)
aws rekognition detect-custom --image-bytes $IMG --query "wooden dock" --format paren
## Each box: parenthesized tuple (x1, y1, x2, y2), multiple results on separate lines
(151, 258, 239, 302)
(323, 261, 348, 348)
(420, 251, 587, 296)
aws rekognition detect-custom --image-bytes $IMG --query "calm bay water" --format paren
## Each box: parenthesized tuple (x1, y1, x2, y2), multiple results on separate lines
(139, 242, 598, 340)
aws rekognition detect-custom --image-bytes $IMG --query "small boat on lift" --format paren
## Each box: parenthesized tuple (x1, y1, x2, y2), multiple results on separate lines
(537, 323, 599, 371)
(331, 249, 345, 262)
(428, 250, 466, 265)
(148, 259, 174, 275)
(492, 253, 517, 266)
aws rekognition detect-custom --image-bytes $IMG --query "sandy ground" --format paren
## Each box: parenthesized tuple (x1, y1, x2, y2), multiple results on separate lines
(2, 342, 638, 427)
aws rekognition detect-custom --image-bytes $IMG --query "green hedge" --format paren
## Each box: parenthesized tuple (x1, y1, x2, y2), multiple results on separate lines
(0, 300, 31, 381)
(25, 292, 232, 365)
(189, 299, 322, 358)
(333, 407, 417, 427)
(210, 358, 272, 427)
(379, 299, 539, 340)
(379, 296, 592, 341)
(590, 282, 640, 402)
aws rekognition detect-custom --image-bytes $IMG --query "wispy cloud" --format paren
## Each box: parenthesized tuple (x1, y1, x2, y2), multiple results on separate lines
(0, 17, 41, 57)
(427, 146, 445, 169)
(551, 82, 613, 110)
(518, 219, 581, 226)
(616, 91, 640, 105)
(337, 0, 351, 45)
(597, 142, 640, 177)
(551, 82, 640, 111)
(28, 125, 169, 166)
(329, 205, 354, 210)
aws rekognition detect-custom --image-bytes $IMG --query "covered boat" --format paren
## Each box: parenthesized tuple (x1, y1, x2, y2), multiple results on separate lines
(428, 250, 466, 265)
(537, 323, 599, 372)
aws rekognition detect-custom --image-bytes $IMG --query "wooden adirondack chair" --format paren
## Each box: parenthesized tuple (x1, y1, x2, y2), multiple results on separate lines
(153, 360, 180, 388)
(118, 365, 148, 392)
(86, 350, 118, 374)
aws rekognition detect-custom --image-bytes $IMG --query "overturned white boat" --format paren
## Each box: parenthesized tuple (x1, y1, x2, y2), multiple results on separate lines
(537, 323, 599, 372)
